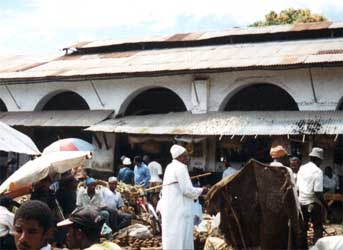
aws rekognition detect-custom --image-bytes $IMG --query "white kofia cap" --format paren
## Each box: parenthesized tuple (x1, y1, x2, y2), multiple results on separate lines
(309, 147, 324, 160)
(108, 176, 117, 183)
(170, 144, 186, 159)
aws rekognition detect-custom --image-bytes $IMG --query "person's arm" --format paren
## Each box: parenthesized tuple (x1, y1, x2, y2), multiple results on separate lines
(117, 193, 124, 209)
(176, 166, 203, 200)
(314, 171, 328, 209)
(145, 166, 151, 184)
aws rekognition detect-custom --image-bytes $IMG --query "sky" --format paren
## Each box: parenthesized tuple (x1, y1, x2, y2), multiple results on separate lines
(1, 0, 343, 55)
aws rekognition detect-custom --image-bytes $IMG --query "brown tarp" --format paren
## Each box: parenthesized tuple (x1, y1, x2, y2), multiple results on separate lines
(206, 160, 307, 250)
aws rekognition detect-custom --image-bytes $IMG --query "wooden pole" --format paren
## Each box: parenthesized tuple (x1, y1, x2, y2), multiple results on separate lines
(145, 172, 212, 192)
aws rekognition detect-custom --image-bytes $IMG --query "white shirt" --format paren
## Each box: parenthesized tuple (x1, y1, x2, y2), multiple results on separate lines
(148, 161, 163, 183)
(76, 187, 104, 207)
(0, 206, 14, 237)
(101, 187, 124, 209)
(222, 167, 237, 179)
(40, 244, 51, 250)
(296, 162, 323, 205)
(323, 174, 339, 193)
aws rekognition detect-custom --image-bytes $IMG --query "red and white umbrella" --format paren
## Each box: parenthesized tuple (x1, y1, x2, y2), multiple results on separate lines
(42, 138, 95, 155)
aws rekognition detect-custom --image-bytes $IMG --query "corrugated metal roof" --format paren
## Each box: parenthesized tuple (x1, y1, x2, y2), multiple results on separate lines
(68, 21, 338, 49)
(0, 110, 114, 127)
(86, 111, 343, 135)
(0, 37, 342, 80)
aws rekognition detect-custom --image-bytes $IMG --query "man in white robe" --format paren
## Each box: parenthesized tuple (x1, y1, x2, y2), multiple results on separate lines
(161, 144, 207, 250)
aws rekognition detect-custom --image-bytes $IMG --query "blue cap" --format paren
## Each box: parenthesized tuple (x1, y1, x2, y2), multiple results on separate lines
(85, 177, 96, 185)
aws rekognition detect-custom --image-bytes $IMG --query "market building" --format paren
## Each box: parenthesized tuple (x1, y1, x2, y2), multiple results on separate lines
(0, 21, 343, 180)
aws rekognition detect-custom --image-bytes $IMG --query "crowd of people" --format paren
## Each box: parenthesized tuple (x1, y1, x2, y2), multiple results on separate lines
(0, 143, 342, 250)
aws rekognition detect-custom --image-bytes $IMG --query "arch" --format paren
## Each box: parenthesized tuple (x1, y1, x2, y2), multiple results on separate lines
(220, 83, 299, 111)
(35, 90, 90, 111)
(119, 86, 187, 116)
(0, 98, 7, 112)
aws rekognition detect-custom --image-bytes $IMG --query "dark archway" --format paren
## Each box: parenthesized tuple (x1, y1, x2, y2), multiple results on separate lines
(0, 99, 7, 111)
(124, 88, 186, 116)
(35, 91, 91, 151)
(224, 84, 298, 111)
(42, 91, 89, 110)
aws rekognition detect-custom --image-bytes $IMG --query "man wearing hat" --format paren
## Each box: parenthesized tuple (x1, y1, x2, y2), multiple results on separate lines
(118, 157, 134, 185)
(161, 144, 208, 250)
(297, 147, 326, 244)
(57, 206, 120, 250)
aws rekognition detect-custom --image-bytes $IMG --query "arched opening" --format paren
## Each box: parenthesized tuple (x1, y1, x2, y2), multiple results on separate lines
(116, 88, 187, 173)
(224, 84, 298, 111)
(42, 91, 89, 110)
(124, 87, 186, 116)
(34, 91, 91, 151)
(0, 99, 7, 112)
(218, 84, 299, 164)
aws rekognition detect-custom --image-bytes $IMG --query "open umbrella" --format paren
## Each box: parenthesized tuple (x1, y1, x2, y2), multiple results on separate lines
(42, 138, 95, 155)
(0, 151, 91, 194)
(0, 121, 40, 155)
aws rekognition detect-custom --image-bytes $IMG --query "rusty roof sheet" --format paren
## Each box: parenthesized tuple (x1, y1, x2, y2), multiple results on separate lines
(68, 21, 339, 49)
(86, 111, 343, 135)
(0, 110, 114, 127)
(1, 37, 343, 80)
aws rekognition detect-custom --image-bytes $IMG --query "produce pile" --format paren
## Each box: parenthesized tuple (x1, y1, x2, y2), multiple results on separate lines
(112, 224, 161, 250)
(117, 182, 144, 207)
(112, 235, 161, 250)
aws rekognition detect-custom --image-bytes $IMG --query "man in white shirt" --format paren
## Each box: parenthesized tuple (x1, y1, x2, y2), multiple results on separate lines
(323, 166, 339, 193)
(161, 144, 208, 250)
(101, 177, 131, 231)
(296, 147, 326, 244)
(102, 177, 124, 210)
(222, 159, 237, 179)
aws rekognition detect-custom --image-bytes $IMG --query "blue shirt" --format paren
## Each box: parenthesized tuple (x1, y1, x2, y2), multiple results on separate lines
(134, 163, 151, 188)
(118, 167, 134, 185)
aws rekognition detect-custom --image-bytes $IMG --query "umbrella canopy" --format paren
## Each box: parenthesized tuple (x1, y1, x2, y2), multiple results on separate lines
(42, 138, 95, 154)
(0, 151, 90, 194)
(0, 121, 40, 155)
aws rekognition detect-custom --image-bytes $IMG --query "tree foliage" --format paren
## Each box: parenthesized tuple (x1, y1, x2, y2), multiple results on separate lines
(250, 8, 327, 27)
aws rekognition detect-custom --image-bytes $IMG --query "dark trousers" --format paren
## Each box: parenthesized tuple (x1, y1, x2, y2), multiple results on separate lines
(301, 203, 323, 243)
(105, 207, 132, 232)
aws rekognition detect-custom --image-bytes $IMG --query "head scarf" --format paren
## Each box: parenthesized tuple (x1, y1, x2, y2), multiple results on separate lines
(270, 145, 288, 159)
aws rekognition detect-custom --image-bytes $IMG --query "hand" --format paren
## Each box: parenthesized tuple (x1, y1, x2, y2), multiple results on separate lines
(202, 186, 209, 195)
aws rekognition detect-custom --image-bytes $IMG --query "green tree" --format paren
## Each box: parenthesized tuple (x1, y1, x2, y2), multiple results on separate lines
(250, 8, 327, 27)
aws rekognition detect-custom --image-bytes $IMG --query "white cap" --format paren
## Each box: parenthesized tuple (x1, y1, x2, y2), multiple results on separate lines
(108, 176, 117, 183)
(309, 147, 324, 160)
(170, 144, 186, 159)
(123, 157, 132, 165)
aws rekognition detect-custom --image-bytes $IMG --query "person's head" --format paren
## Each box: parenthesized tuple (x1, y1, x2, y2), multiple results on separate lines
(57, 206, 104, 249)
(290, 156, 301, 173)
(108, 176, 118, 192)
(170, 144, 190, 165)
(85, 177, 96, 192)
(324, 166, 333, 178)
(143, 155, 150, 165)
(309, 147, 324, 167)
(13, 200, 53, 250)
(270, 145, 289, 166)
(120, 155, 126, 162)
(134, 156, 143, 165)
(122, 157, 132, 167)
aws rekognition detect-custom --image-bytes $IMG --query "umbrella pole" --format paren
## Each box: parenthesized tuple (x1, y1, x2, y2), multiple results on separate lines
(54, 198, 65, 220)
